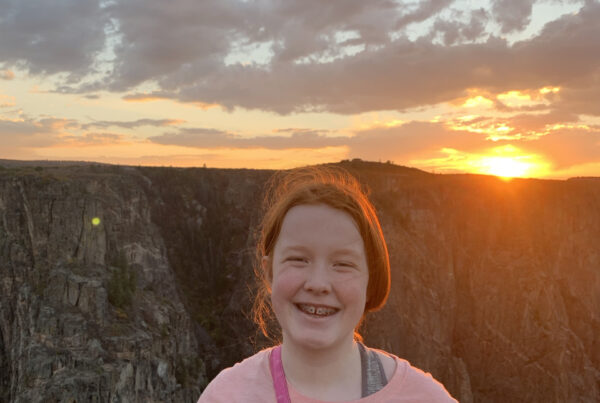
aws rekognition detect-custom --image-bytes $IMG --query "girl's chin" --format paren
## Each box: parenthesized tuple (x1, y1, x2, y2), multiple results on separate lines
(283, 330, 352, 351)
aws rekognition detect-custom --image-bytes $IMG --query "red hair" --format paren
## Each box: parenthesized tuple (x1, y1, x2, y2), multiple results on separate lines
(253, 166, 390, 341)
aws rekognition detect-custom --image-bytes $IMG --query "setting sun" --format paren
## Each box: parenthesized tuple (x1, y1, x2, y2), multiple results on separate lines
(471, 145, 552, 179)
(479, 156, 532, 178)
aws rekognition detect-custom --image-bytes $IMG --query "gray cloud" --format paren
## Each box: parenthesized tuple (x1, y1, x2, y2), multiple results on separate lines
(0, 118, 61, 147)
(491, 0, 536, 34)
(173, 1, 599, 115)
(81, 118, 184, 130)
(0, 0, 108, 78)
(103, 0, 244, 91)
(348, 121, 490, 161)
(149, 127, 348, 149)
(0, 119, 50, 136)
(149, 121, 491, 161)
(396, 0, 454, 29)
(0, 116, 130, 148)
(431, 8, 489, 45)
(60, 132, 127, 145)
(504, 110, 580, 132)
(1, 0, 598, 121)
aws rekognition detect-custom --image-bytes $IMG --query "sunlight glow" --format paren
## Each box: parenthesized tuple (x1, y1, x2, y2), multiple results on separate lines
(540, 86, 560, 94)
(411, 145, 552, 179)
(497, 91, 533, 107)
(462, 96, 494, 108)
(473, 146, 551, 178)
(479, 156, 531, 178)
(385, 119, 405, 127)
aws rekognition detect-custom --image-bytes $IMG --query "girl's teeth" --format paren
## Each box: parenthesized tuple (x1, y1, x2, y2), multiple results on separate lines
(299, 304, 335, 316)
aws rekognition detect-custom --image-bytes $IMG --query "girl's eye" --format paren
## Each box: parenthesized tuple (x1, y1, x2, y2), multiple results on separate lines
(286, 256, 308, 263)
(334, 261, 356, 269)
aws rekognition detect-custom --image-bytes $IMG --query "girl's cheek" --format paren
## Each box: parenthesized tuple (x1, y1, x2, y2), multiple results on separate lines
(272, 268, 304, 297)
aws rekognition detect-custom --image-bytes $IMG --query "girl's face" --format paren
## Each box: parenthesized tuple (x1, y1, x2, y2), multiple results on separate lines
(268, 204, 369, 351)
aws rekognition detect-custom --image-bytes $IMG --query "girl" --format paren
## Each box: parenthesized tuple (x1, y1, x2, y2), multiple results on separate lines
(198, 166, 456, 402)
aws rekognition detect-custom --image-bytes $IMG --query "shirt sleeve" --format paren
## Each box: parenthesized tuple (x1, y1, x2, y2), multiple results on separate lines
(399, 361, 458, 402)
(197, 349, 277, 403)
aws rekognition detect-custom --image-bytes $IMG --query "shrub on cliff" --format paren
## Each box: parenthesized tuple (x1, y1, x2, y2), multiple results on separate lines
(107, 250, 137, 309)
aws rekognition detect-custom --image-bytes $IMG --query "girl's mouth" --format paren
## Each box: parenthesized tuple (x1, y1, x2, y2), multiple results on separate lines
(295, 303, 339, 317)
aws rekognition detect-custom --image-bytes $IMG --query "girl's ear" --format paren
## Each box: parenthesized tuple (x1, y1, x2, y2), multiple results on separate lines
(262, 256, 272, 286)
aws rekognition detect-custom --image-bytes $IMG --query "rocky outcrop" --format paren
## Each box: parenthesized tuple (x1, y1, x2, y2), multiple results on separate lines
(0, 166, 205, 402)
(1, 161, 599, 402)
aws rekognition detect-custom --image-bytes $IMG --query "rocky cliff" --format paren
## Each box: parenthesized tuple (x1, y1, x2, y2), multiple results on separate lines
(0, 165, 205, 402)
(0, 161, 598, 402)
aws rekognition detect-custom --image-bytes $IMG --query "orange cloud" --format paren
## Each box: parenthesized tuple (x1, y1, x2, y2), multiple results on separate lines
(0, 70, 15, 80)
(57, 132, 130, 147)
(122, 93, 170, 102)
(0, 94, 16, 108)
(122, 93, 219, 110)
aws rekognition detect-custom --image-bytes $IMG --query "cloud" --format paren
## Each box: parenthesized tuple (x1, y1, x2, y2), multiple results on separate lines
(1, 70, 15, 80)
(146, 117, 599, 173)
(430, 8, 489, 45)
(149, 128, 348, 149)
(491, 0, 536, 34)
(347, 118, 600, 172)
(0, 94, 16, 108)
(59, 132, 128, 146)
(0, 0, 108, 78)
(396, 0, 454, 29)
(503, 110, 580, 133)
(348, 121, 490, 161)
(104, 0, 245, 91)
(81, 118, 185, 130)
(0, 117, 77, 135)
(171, 1, 600, 115)
(0, 0, 598, 121)
(518, 126, 600, 169)
(122, 92, 170, 102)
(0, 118, 61, 147)
(554, 82, 600, 116)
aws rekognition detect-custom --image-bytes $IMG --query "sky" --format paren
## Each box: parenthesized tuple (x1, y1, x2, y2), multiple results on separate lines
(1, 0, 599, 179)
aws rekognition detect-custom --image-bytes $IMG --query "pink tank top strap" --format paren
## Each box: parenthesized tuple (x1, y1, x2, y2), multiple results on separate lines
(269, 345, 292, 403)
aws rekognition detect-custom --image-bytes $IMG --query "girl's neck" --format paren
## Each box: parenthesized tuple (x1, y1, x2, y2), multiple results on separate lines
(280, 337, 362, 401)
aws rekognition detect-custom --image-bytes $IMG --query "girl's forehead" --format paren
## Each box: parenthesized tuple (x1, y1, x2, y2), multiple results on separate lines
(275, 204, 366, 253)
(281, 204, 359, 231)
(283, 203, 357, 224)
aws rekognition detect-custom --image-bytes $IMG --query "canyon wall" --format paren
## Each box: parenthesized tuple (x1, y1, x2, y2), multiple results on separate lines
(0, 161, 598, 402)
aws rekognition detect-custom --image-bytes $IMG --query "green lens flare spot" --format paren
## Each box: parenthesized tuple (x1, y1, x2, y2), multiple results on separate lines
(92, 217, 101, 226)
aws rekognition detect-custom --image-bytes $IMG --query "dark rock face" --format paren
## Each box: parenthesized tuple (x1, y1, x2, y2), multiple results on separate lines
(1, 162, 598, 402)
(355, 169, 600, 402)
(0, 166, 205, 402)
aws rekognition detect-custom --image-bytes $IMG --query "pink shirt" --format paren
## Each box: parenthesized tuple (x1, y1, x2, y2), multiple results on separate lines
(198, 347, 457, 402)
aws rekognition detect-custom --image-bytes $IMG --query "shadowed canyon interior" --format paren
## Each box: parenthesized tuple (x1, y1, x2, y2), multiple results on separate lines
(0, 160, 598, 402)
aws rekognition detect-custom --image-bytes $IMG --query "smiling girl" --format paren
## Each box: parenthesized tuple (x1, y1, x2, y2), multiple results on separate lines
(198, 166, 456, 402)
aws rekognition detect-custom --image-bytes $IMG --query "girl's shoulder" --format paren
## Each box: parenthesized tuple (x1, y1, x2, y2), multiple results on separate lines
(369, 347, 458, 402)
(197, 348, 276, 403)
(371, 348, 397, 381)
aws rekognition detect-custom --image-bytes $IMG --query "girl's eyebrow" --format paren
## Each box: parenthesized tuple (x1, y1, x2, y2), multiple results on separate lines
(279, 245, 309, 253)
(330, 248, 363, 259)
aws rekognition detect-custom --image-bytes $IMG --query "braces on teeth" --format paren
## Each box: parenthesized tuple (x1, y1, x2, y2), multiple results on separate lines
(300, 304, 335, 315)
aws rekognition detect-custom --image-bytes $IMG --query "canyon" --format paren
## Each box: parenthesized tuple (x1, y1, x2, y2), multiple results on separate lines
(0, 160, 598, 402)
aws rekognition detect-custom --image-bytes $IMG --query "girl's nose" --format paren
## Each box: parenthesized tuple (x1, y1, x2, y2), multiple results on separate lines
(303, 264, 331, 294)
